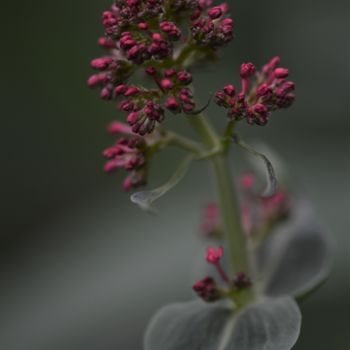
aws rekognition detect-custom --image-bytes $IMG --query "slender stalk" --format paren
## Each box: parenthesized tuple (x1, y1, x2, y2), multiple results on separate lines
(188, 115, 250, 274)
(166, 131, 203, 155)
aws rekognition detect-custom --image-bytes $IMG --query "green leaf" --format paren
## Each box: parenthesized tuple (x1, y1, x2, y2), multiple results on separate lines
(130, 155, 194, 212)
(229, 297, 301, 350)
(144, 297, 301, 350)
(233, 135, 278, 197)
(256, 199, 331, 298)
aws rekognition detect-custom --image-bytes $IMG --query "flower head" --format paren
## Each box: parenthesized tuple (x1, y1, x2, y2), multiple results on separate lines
(215, 57, 295, 126)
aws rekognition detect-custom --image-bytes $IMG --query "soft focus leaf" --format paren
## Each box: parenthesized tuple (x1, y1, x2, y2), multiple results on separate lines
(144, 297, 301, 350)
(256, 199, 331, 298)
(233, 135, 278, 197)
(229, 297, 301, 350)
(144, 300, 232, 350)
(131, 155, 193, 212)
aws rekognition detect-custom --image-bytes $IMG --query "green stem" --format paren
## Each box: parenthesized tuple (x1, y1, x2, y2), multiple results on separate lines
(166, 131, 204, 155)
(188, 115, 250, 274)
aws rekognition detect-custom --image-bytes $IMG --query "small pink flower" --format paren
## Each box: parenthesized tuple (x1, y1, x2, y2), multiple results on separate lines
(206, 246, 223, 264)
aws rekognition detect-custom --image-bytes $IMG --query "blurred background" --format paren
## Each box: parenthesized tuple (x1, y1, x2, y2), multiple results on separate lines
(0, 0, 349, 349)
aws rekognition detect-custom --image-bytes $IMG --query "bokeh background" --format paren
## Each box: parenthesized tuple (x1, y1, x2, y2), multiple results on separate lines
(1, 0, 349, 349)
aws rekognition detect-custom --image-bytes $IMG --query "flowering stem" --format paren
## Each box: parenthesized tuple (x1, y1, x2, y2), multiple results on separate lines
(188, 115, 250, 275)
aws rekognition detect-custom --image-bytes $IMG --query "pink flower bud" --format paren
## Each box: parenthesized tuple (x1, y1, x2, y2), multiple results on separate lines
(118, 100, 135, 112)
(256, 83, 272, 97)
(107, 122, 132, 135)
(90, 57, 113, 70)
(224, 84, 235, 97)
(164, 69, 177, 77)
(252, 103, 268, 115)
(160, 79, 174, 90)
(124, 86, 140, 96)
(274, 67, 289, 78)
(114, 84, 128, 95)
(138, 22, 148, 30)
(100, 87, 112, 100)
(177, 71, 193, 84)
(127, 45, 140, 59)
(145, 67, 157, 76)
(240, 62, 256, 79)
(123, 176, 133, 191)
(127, 111, 140, 124)
(165, 96, 180, 112)
(104, 160, 118, 173)
(208, 7, 222, 19)
(206, 246, 223, 264)
(127, 0, 140, 6)
(97, 37, 115, 49)
(218, 3, 229, 13)
(192, 276, 221, 302)
(87, 73, 108, 88)
(152, 33, 162, 41)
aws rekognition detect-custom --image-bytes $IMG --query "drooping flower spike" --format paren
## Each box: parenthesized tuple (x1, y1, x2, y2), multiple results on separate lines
(215, 57, 295, 126)
(103, 121, 150, 191)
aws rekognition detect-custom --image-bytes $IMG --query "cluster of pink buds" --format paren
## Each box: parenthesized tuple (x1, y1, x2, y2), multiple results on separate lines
(107, 66, 196, 135)
(192, 3, 234, 47)
(198, 173, 291, 237)
(88, 1, 236, 143)
(115, 84, 165, 135)
(98, 1, 234, 69)
(192, 247, 251, 302)
(240, 173, 291, 235)
(88, 57, 134, 101)
(192, 276, 221, 302)
(215, 57, 295, 126)
(146, 67, 196, 114)
(103, 121, 148, 191)
(101, 1, 180, 64)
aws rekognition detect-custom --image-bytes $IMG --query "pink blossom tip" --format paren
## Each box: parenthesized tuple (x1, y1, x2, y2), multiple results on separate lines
(240, 62, 256, 79)
(206, 246, 223, 264)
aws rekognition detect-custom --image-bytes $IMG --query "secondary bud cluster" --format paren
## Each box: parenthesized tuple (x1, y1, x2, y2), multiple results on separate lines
(198, 173, 291, 237)
(101, 1, 180, 65)
(192, 3, 234, 47)
(88, 58, 134, 101)
(97, 1, 234, 67)
(115, 84, 165, 135)
(103, 122, 149, 191)
(192, 276, 221, 302)
(146, 67, 196, 114)
(215, 57, 295, 126)
(106, 67, 196, 135)
(240, 173, 291, 235)
(193, 247, 252, 302)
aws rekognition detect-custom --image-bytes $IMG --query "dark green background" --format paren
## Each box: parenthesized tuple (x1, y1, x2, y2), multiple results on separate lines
(0, 0, 349, 349)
